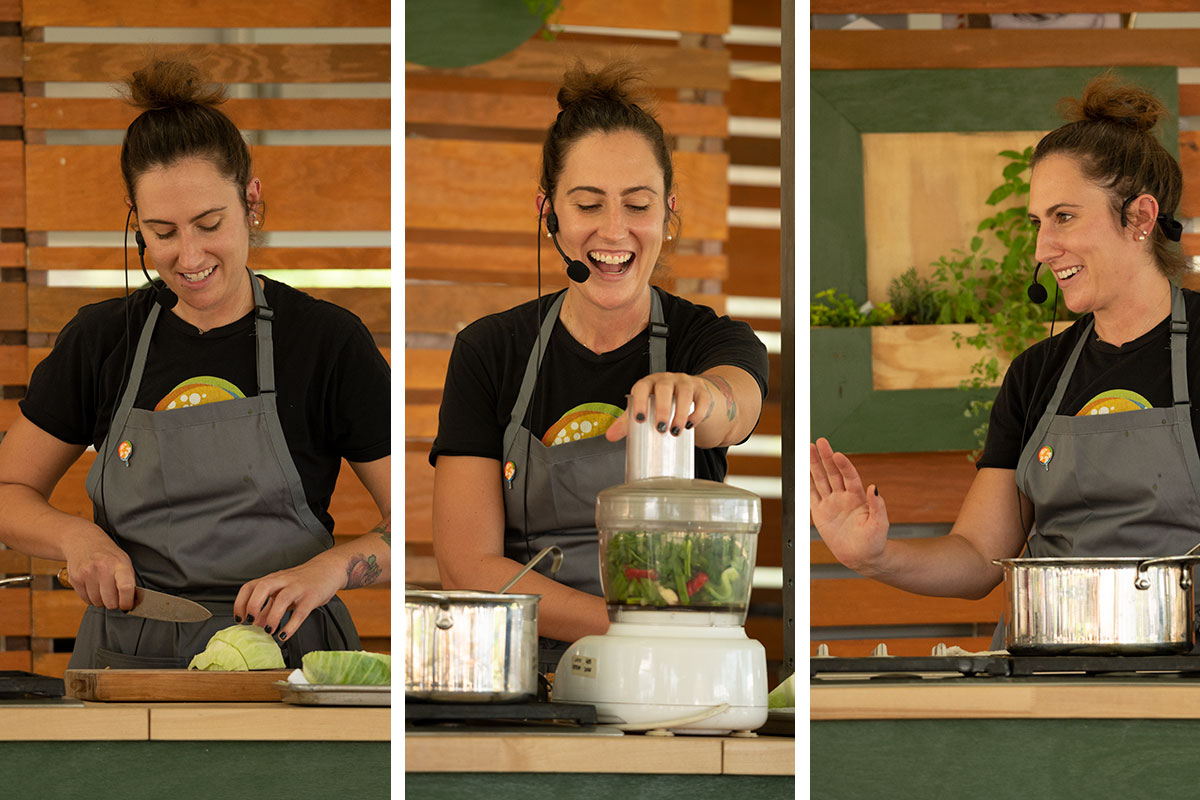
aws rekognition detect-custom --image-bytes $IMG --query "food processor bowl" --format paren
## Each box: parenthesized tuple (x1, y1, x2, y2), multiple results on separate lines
(597, 477, 761, 626)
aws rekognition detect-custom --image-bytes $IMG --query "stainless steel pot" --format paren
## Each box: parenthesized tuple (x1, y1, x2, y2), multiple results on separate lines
(404, 590, 540, 702)
(994, 555, 1200, 655)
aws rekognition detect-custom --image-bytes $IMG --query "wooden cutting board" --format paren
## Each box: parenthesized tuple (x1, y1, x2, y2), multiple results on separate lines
(64, 669, 293, 702)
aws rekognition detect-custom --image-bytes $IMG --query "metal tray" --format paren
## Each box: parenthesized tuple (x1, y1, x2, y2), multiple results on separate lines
(275, 681, 390, 707)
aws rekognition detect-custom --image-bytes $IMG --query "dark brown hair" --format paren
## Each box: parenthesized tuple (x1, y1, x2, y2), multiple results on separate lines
(1032, 72, 1185, 279)
(540, 60, 677, 236)
(120, 60, 262, 234)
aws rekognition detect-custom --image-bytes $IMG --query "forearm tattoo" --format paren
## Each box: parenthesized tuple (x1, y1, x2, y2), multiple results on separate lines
(372, 520, 391, 548)
(345, 553, 382, 589)
(703, 375, 738, 423)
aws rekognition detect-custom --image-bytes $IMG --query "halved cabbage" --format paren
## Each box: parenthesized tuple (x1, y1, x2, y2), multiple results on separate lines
(301, 650, 390, 685)
(188, 625, 285, 671)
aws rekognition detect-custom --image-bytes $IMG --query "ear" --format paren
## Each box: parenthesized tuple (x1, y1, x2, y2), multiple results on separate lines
(1129, 192, 1160, 236)
(668, 194, 676, 212)
(536, 192, 550, 217)
(246, 177, 263, 206)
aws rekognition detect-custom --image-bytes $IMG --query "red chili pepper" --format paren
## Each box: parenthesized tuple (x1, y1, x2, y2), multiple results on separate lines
(686, 572, 709, 597)
(625, 567, 658, 580)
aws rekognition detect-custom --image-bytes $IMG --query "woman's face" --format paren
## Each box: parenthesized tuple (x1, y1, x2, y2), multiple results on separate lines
(549, 129, 670, 312)
(134, 157, 258, 322)
(1030, 153, 1145, 315)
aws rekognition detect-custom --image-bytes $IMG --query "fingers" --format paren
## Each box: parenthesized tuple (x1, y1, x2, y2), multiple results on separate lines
(624, 373, 702, 437)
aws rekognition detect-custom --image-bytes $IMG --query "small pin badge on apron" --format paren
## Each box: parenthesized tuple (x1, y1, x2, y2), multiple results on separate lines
(1037, 445, 1053, 472)
(503, 460, 516, 489)
(117, 440, 133, 467)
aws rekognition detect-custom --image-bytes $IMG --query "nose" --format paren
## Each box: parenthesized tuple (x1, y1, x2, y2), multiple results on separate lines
(1033, 226, 1061, 264)
(598, 206, 624, 240)
(177, 230, 207, 270)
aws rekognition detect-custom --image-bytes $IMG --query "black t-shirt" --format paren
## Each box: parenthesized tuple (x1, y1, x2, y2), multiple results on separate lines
(20, 275, 391, 532)
(429, 287, 770, 482)
(979, 288, 1200, 469)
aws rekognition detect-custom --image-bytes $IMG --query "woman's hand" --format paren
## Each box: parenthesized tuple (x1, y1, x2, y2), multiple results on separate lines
(233, 552, 355, 642)
(61, 532, 138, 612)
(605, 366, 761, 448)
(810, 437, 890, 574)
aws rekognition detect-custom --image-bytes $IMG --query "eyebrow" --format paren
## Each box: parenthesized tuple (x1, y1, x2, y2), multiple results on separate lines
(566, 185, 659, 197)
(141, 206, 227, 226)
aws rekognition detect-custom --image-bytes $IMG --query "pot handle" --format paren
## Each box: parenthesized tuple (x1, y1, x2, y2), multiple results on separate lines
(1133, 555, 1200, 590)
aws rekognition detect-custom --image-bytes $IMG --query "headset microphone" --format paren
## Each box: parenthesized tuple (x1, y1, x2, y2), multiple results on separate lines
(1027, 262, 1048, 304)
(135, 229, 179, 310)
(545, 209, 590, 283)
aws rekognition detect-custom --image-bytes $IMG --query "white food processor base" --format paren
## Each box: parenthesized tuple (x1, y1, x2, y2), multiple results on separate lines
(551, 622, 768, 735)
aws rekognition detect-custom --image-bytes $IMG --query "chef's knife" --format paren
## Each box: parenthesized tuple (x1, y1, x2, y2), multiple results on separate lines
(0, 570, 213, 622)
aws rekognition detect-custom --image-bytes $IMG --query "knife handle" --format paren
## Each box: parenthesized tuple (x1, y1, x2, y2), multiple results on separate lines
(57, 567, 71, 588)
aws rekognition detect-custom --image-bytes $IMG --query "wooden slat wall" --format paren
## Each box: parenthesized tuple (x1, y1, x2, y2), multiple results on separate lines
(1, 4, 391, 677)
(406, 0, 785, 674)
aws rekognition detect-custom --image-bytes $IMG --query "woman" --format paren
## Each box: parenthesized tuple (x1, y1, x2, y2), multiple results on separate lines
(0, 60, 391, 668)
(430, 61, 770, 672)
(811, 75, 1197, 627)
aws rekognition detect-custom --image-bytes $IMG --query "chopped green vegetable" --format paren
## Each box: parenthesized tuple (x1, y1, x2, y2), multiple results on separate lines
(604, 531, 753, 610)
(188, 625, 285, 671)
(302, 650, 391, 686)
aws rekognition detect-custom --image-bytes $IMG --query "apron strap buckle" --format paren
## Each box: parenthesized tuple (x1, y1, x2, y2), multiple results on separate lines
(650, 322, 669, 340)
(256, 304, 275, 322)
(1172, 320, 1188, 335)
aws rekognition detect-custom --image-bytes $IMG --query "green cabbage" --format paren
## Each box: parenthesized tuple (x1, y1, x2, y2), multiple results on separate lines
(188, 625, 285, 671)
(767, 673, 795, 709)
(301, 650, 390, 685)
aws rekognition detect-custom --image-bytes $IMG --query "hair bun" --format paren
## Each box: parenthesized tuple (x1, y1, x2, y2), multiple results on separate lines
(556, 60, 652, 115)
(123, 59, 227, 111)
(1062, 72, 1166, 134)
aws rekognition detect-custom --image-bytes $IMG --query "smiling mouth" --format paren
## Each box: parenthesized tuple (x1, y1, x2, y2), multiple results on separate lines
(181, 265, 216, 283)
(587, 251, 633, 275)
(1054, 265, 1082, 281)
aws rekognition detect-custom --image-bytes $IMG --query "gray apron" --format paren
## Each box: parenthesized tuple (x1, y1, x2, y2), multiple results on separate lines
(73, 269, 360, 669)
(995, 283, 1200, 646)
(501, 289, 667, 672)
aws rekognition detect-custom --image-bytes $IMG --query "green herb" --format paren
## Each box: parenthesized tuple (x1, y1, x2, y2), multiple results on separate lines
(810, 288, 895, 327)
(604, 531, 752, 610)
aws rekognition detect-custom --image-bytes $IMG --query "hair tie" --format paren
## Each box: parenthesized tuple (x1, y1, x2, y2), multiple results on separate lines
(1157, 212, 1183, 242)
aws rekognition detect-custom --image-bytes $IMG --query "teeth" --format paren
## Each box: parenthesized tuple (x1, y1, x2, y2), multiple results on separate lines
(588, 251, 633, 265)
(181, 266, 215, 283)
(1054, 265, 1082, 280)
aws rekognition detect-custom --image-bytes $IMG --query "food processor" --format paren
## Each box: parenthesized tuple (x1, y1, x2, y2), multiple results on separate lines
(551, 399, 768, 735)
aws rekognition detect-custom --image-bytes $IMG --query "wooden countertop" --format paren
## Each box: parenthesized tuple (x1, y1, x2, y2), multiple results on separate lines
(812, 679, 1200, 721)
(0, 701, 390, 741)
(404, 732, 795, 775)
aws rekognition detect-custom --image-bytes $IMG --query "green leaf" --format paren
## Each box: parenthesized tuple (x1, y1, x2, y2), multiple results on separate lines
(985, 183, 1015, 205)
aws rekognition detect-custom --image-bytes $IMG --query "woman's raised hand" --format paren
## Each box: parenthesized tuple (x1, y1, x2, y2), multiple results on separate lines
(809, 437, 890, 574)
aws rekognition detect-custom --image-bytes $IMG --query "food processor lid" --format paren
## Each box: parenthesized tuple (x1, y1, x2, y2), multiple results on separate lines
(596, 476, 761, 530)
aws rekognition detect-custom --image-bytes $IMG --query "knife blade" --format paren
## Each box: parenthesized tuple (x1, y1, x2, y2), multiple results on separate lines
(56, 568, 213, 622)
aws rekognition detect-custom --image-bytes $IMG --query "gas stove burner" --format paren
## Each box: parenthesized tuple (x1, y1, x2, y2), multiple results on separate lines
(811, 654, 1200, 680)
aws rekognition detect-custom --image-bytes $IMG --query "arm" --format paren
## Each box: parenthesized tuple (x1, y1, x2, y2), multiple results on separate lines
(810, 437, 1030, 600)
(433, 454, 609, 643)
(0, 415, 138, 610)
(236, 454, 391, 642)
(605, 365, 763, 448)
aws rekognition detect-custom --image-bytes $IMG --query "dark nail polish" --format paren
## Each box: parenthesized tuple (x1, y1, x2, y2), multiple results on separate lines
(671, 426, 680, 436)
(636, 413, 645, 422)
(234, 615, 242, 624)
(874, 487, 879, 496)
(657, 422, 667, 433)
(278, 631, 287, 641)
(246, 614, 254, 624)
(264, 625, 273, 634)
(685, 421, 694, 430)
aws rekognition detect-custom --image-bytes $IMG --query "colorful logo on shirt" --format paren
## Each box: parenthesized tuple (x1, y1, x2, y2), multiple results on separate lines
(541, 402, 624, 446)
(155, 376, 246, 411)
(1077, 389, 1153, 417)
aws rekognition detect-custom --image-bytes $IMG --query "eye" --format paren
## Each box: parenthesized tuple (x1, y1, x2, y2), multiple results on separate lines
(200, 222, 222, 233)
(576, 204, 601, 212)
(1055, 212, 1073, 223)
(153, 229, 176, 240)
(626, 204, 649, 212)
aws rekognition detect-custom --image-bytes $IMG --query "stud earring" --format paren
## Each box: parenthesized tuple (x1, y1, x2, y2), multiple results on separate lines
(1138, 230, 1147, 240)
(665, 233, 673, 241)
(546, 231, 552, 239)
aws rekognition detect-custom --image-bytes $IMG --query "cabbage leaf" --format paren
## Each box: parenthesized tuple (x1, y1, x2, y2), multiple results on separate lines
(188, 625, 285, 671)
(301, 650, 390, 685)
